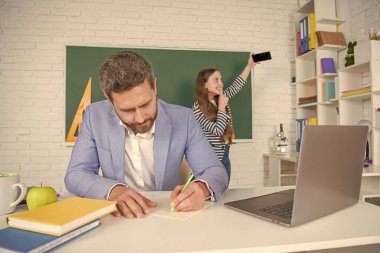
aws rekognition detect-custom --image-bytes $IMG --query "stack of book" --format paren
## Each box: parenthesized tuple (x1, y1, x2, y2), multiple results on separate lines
(297, 13, 316, 56)
(341, 86, 371, 97)
(0, 197, 116, 253)
(296, 118, 317, 152)
(298, 95, 317, 105)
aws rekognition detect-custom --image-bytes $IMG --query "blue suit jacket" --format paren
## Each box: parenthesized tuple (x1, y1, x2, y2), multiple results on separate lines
(65, 99, 228, 200)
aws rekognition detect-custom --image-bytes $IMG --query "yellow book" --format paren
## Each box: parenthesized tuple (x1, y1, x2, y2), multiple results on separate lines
(308, 13, 316, 49)
(5, 197, 116, 236)
(308, 117, 318, 125)
(341, 88, 371, 97)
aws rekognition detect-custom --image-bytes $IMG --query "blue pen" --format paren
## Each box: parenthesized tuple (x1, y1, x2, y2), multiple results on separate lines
(170, 173, 194, 212)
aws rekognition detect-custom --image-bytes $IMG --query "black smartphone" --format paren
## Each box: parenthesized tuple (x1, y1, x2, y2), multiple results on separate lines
(252, 51, 272, 62)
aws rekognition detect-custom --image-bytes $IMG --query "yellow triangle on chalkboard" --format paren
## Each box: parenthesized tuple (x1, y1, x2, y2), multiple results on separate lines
(66, 77, 92, 142)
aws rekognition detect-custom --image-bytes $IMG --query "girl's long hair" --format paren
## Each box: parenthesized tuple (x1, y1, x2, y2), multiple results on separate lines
(193, 68, 234, 143)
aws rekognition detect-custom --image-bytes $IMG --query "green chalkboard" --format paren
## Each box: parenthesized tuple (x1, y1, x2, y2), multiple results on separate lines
(66, 46, 252, 139)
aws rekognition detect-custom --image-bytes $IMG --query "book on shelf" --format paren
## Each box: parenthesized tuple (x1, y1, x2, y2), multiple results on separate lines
(321, 58, 336, 74)
(298, 95, 317, 105)
(298, 95, 317, 101)
(308, 118, 317, 125)
(296, 31, 301, 56)
(0, 220, 100, 253)
(300, 16, 309, 54)
(324, 81, 336, 101)
(341, 86, 371, 97)
(6, 197, 116, 236)
(299, 18, 304, 54)
(296, 118, 317, 152)
(298, 101, 317, 105)
(296, 119, 304, 152)
(307, 13, 316, 50)
(316, 31, 346, 46)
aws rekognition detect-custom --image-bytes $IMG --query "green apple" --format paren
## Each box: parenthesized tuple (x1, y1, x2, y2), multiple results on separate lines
(26, 185, 57, 210)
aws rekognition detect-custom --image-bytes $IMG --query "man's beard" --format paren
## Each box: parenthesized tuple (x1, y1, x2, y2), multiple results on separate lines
(129, 117, 155, 134)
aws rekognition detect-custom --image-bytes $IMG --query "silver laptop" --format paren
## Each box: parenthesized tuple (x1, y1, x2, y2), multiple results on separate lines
(225, 125, 368, 227)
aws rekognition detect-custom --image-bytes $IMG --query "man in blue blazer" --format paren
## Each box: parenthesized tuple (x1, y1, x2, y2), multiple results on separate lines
(65, 51, 228, 218)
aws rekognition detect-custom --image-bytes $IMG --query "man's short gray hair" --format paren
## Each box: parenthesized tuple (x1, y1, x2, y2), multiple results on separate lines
(99, 51, 155, 100)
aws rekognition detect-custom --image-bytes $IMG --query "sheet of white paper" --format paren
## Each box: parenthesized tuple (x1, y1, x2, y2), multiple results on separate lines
(142, 192, 212, 221)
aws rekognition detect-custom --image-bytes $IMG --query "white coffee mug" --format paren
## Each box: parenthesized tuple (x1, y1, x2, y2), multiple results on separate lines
(0, 173, 27, 215)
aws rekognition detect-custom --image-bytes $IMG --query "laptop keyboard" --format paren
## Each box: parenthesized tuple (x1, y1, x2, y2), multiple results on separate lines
(259, 201, 294, 219)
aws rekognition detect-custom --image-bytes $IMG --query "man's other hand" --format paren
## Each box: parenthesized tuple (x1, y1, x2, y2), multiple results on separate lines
(108, 185, 157, 219)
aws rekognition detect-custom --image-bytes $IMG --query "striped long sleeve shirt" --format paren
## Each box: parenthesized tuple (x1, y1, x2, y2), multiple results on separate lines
(192, 75, 247, 160)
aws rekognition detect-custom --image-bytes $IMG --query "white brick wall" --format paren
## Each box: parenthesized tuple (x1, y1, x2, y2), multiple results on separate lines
(0, 0, 298, 193)
(349, 0, 380, 43)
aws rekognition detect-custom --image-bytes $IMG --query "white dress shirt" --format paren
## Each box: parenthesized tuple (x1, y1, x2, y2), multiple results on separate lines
(121, 120, 156, 191)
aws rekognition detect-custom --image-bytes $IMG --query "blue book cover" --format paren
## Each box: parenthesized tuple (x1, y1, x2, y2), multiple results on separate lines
(304, 16, 309, 52)
(300, 17, 309, 53)
(296, 119, 305, 152)
(0, 220, 100, 253)
(299, 19, 304, 54)
(325, 81, 336, 101)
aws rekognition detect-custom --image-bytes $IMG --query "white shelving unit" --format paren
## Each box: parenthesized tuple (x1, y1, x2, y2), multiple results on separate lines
(284, 0, 344, 186)
(362, 165, 380, 199)
(295, 0, 344, 126)
(264, 0, 343, 187)
(266, 1, 380, 198)
(338, 40, 380, 198)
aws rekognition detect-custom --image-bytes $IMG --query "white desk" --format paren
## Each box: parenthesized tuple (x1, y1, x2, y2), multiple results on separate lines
(2, 187, 380, 253)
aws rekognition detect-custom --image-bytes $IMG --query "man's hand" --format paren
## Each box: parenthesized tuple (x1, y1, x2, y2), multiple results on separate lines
(170, 181, 211, 212)
(108, 185, 157, 219)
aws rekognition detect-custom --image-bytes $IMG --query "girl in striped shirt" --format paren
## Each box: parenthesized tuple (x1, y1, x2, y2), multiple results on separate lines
(192, 53, 256, 182)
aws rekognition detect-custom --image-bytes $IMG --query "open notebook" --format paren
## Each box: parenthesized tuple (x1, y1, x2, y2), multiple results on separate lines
(142, 191, 213, 221)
